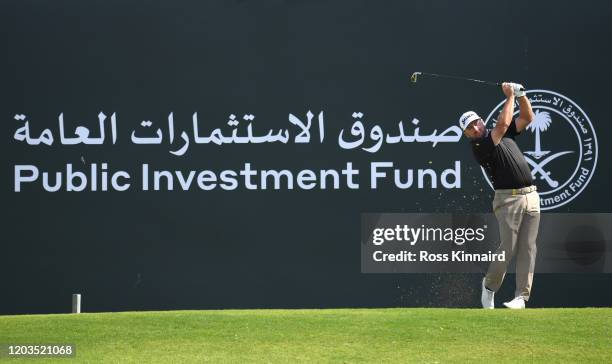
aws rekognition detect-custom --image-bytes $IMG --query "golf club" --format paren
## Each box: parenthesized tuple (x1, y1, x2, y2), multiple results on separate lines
(411, 72, 504, 87)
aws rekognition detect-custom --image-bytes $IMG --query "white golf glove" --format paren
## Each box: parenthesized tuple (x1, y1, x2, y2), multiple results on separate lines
(511, 83, 526, 98)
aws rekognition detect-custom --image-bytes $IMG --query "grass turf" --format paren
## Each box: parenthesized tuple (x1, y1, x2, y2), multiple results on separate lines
(0, 308, 610, 363)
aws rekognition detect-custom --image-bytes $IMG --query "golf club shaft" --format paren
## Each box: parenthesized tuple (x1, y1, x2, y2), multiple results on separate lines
(415, 72, 501, 86)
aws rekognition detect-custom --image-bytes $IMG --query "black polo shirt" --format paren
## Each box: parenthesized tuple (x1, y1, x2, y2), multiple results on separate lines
(470, 121, 534, 190)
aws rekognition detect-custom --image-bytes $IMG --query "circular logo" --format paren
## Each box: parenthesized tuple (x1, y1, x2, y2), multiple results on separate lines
(482, 90, 598, 210)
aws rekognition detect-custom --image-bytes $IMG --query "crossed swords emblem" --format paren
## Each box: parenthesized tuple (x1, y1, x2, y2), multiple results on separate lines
(523, 151, 573, 188)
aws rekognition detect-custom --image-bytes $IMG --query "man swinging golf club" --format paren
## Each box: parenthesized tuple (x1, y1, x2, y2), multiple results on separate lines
(460, 82, 540, 309)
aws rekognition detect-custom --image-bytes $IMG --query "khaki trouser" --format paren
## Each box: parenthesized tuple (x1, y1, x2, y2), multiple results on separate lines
(485, 186, 540, 301)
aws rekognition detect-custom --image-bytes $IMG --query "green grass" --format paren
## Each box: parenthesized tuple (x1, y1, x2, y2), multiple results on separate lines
(0, 308, 610, 363)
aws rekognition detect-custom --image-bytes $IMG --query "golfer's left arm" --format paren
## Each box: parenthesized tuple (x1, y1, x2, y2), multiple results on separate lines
(515, 94, 535, 132)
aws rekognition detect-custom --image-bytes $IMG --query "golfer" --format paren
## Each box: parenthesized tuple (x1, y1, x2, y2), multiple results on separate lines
(460, 82, 540, 309)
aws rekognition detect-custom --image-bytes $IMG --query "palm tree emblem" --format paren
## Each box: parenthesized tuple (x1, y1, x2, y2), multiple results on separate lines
(525, 110, 551, 159)
(522, 110, 574, 188)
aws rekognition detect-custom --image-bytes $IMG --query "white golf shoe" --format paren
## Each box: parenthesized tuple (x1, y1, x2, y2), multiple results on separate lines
(503, 297, 526, 309)
(481, 278, 495, 309)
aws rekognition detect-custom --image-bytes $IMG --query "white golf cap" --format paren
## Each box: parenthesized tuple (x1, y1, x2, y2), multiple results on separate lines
(459, 111, 481, 130)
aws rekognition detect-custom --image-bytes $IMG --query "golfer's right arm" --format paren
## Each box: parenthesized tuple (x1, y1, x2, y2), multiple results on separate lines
(491, 82, 515, 145)
(515, 96, 535, 132)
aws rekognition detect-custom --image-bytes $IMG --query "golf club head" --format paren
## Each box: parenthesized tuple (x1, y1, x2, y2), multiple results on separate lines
(410, 72, 420, 83)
